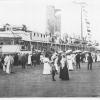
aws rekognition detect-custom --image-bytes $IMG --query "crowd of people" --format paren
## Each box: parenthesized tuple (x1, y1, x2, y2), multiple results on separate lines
(0, 52, 41, 74)
(0, 50, 99, 82)
(41, 50, 98, 81)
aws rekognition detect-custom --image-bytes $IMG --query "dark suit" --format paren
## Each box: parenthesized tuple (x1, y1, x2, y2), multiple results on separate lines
(31, 54, 37, 67)
(87, 55, 93, 70)
(76, 54, 81, 69)
(21, 55, 27, 69)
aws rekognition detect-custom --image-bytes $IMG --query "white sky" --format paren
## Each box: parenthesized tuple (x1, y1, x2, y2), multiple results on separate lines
(0, 0, 100, 43)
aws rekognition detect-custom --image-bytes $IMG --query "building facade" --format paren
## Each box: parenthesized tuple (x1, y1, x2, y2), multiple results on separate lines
(0, 24, 96, 53)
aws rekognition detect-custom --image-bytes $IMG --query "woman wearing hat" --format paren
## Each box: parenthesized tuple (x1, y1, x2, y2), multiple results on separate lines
(67, 53, 74, 71)
(59, 54, 69, 80)
(42, 53, 51, 75)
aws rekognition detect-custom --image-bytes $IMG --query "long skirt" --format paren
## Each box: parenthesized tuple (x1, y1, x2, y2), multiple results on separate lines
(59, 66, 69, 80)
(28, 55, 32, 65)
(67, 60, 74, 71)
(6, 61, 11, 74)
(43, 63, 51, 74)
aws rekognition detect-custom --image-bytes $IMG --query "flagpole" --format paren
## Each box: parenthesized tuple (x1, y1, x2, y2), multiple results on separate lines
(81, 6, 83, 41)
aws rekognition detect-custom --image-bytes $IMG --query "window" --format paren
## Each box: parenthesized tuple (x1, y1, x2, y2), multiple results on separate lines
(34, 33, 35, 36)
(41, 34, 42, 37)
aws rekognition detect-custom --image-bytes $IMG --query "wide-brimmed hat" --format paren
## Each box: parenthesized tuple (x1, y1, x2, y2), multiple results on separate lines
(73, 50, 82, 54)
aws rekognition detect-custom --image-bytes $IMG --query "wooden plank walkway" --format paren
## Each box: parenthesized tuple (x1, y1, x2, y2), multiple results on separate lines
(0, 62, 100, 97)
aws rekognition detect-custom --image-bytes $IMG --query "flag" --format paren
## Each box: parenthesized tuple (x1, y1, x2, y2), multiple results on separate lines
(87, 29, 91, 32)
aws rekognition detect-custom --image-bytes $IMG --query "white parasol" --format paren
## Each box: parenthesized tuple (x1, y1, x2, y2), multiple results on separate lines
(82, 51, 90, 54)
(73, 50, 82, 53)
(66, 50, 72, 54)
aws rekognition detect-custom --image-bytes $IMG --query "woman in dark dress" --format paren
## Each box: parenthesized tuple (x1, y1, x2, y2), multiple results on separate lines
(59, 55, 69, 80)
(14, 53, 19, 66)
(31, 53, 37, 67)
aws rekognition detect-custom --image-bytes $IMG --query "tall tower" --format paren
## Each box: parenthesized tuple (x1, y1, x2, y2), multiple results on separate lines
(46, 5, 55, 35)
(55, 11, 61, 34)
(46, 5, 61, 35)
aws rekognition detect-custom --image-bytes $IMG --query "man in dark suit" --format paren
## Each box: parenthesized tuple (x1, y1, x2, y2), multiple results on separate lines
(87, 53, 93, 70)
(21, 54, 27, 69)
(31, 53, 37, 67)
(76, 53, 81, 69)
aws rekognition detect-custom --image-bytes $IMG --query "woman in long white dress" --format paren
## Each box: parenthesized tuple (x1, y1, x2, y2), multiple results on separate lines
(43, 54, 51, 75)
(28, 54, 32, 65)
(4, 54, 14, 74)
(3, 55, 9, 72)
(54, 56, 59, 72)
(67, 54, 74, 71)
(85, 54, 88, 62)
(40, 54, 44, 64)
(6, 55, 14, 74)
(72, 54, 76, 69)
(97, 54, 100, 61)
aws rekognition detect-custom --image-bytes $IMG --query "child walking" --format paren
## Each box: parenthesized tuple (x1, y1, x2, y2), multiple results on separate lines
(50, 61, 56, 81)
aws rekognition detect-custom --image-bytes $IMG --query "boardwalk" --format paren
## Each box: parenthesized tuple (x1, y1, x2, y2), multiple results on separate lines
(0, 62, 100, 97)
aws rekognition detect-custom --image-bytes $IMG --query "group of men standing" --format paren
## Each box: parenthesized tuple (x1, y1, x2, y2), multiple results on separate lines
(76, 52, 93, 70)
(0, 52, 41, 74)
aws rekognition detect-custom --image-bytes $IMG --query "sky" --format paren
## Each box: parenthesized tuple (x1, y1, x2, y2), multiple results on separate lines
(0, 0, 100, 43)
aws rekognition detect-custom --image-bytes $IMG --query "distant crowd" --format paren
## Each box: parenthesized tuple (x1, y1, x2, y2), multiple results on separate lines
(0, 52, 41, 74)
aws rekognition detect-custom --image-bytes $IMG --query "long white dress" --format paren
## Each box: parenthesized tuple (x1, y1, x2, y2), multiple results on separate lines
(85, 54, 88, 62)
(72, 54, 76, 69)
(43, 57, 51, 74)
(3, 55, 9, 72)
(67, 55, 74, 71)
(40, 54, 44, 63)
(6, 57, 11, 74)
(54, 57, 59, 72)
(4, 55, 14, 74)
(97, 54, 100, 61)
(6, 55, 14, 74)
(28, 54, 32, 65)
